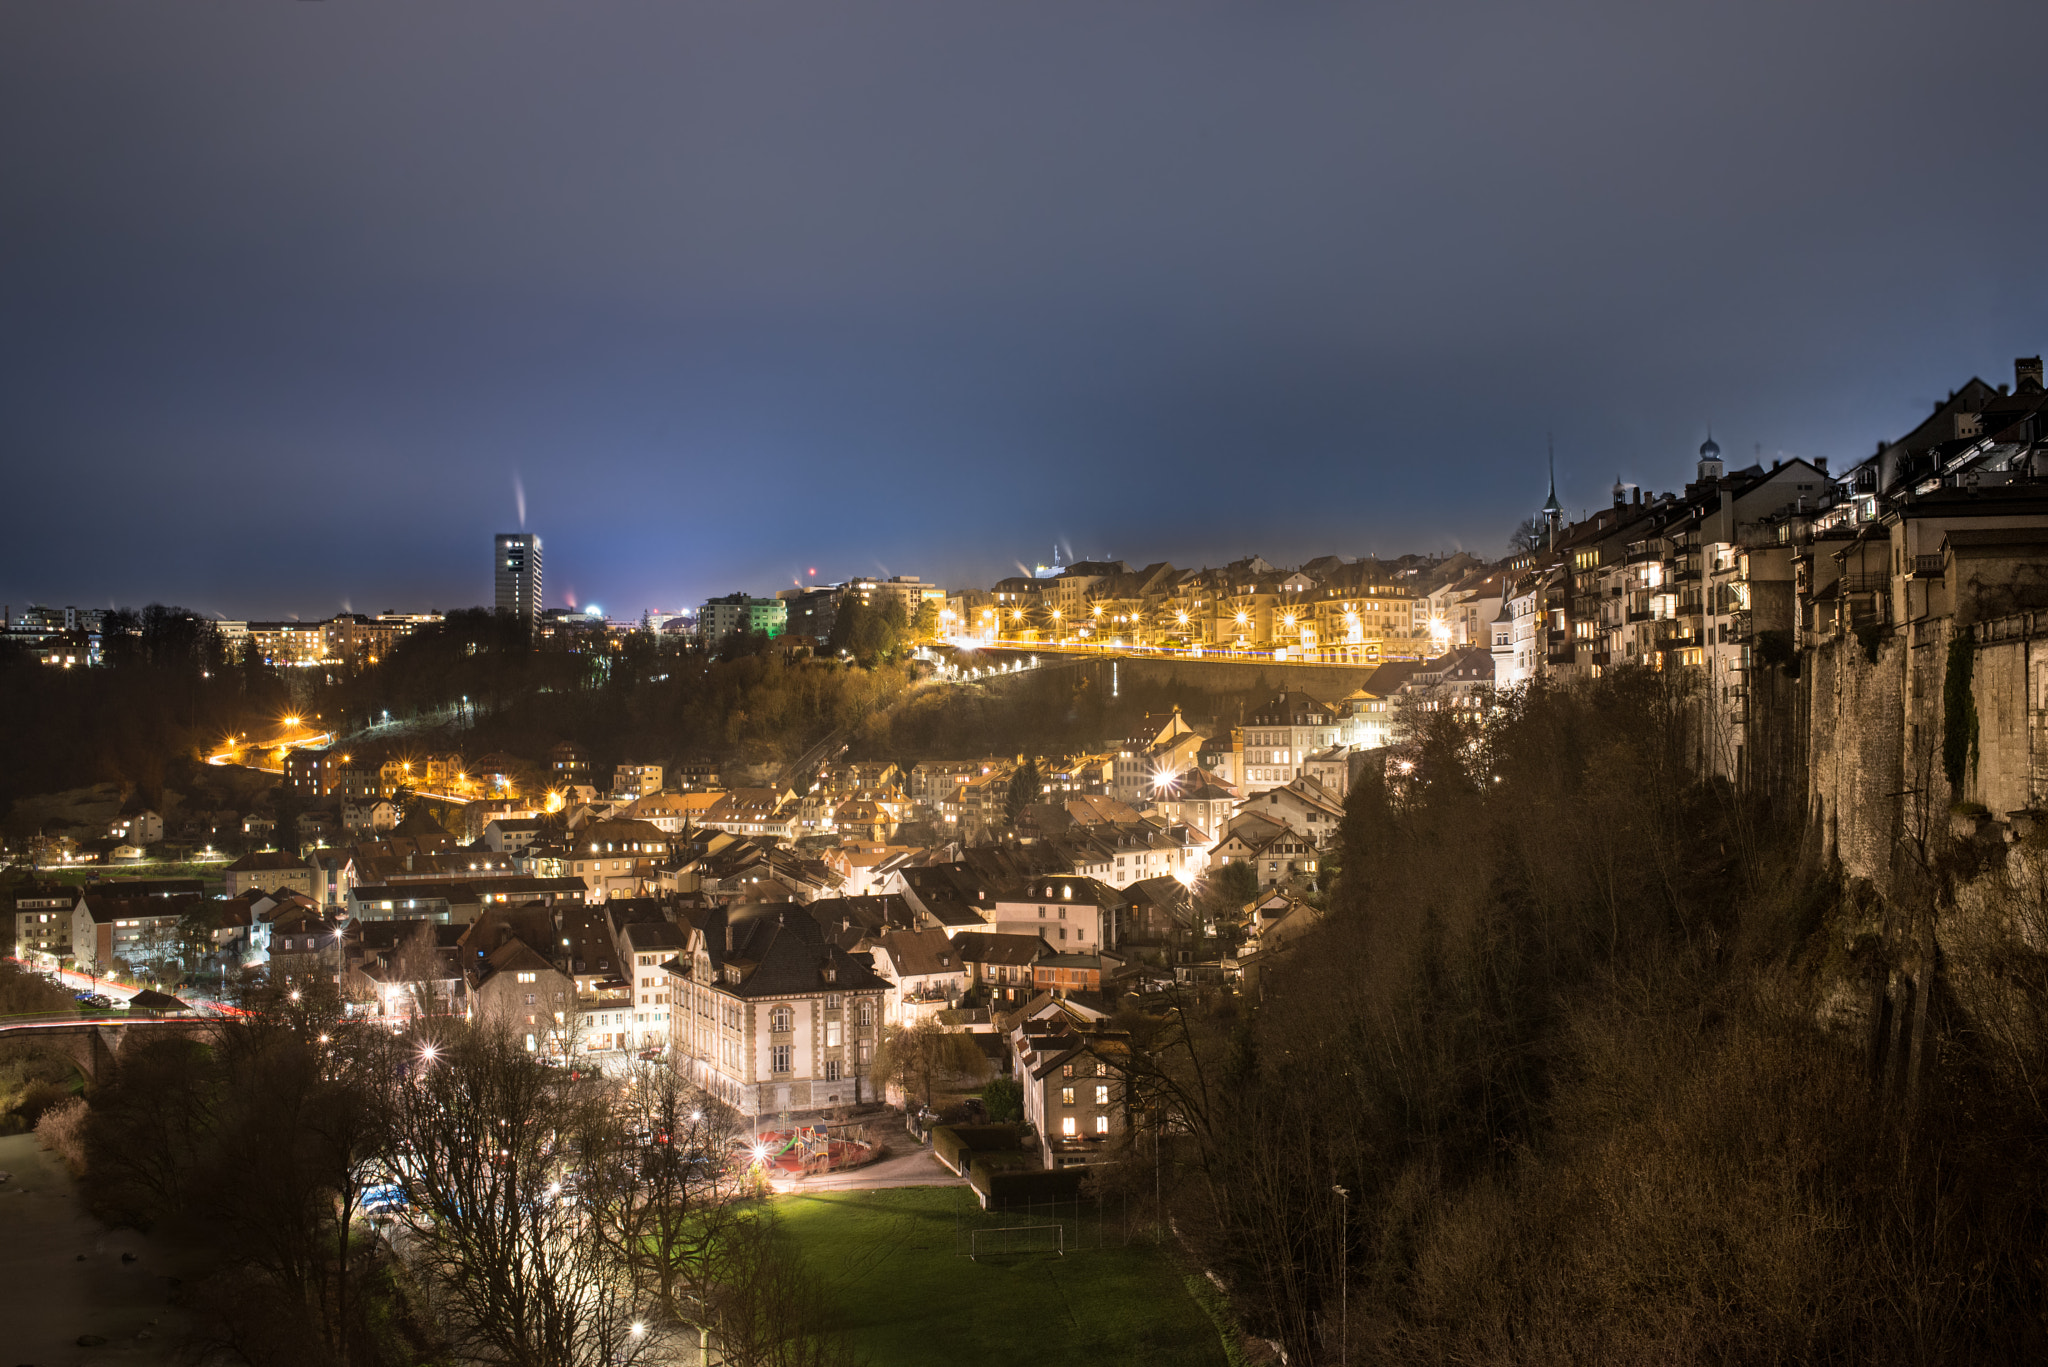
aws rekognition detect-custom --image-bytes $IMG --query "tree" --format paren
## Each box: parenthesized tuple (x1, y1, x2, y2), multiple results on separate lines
(873, 1018, 987, 1114)
(272, 787, 307, 855)
(387, 917, 451, 1019)
(200, 1013, 394, 1366)
(701, 1208, 862, 1367)
(581, 1059, 746, 1331)
(385, 1023, 658, 1367)
(1508, 514, 1549, 554)
(980, 1075, 1024, 1124)
(1210, 859, 1258, 909)
(1003, 756, 1043, 827)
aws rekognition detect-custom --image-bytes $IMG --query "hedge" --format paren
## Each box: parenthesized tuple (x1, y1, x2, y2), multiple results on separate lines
(930, 1122, 1025, 1173)
(968, 1162, 1089, 1206)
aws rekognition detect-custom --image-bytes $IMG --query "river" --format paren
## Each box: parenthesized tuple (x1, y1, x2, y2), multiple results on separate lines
(0, 1132, 208, 1367)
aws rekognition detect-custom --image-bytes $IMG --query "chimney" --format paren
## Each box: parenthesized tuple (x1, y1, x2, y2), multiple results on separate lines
(1816, 457, 1829, 474)
(2019, 357, 2045, 393)
(724, 921, 734, 953)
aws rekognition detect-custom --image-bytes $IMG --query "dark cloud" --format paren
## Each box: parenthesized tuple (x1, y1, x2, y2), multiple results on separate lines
(4, 1, 2046, 615)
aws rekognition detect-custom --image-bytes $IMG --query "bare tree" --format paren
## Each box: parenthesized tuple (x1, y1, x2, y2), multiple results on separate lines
(703, 1209, 862, 1367)
(872, 1017, 986, 1114)
(390, 918, 451, 1020)
(385, 1023, 659, 1367)
(581, 1059, 747, 1331)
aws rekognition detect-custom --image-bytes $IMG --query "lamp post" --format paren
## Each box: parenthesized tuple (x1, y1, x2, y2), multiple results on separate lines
(1332, 1184, 1349, 1364)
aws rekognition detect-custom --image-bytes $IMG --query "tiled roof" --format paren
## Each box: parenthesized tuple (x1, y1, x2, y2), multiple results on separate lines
(225, 850, 309, 872)
(702, 904, 887, 998)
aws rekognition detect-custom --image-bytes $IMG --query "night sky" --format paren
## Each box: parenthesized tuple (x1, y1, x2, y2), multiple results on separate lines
(5, 1, 2047, 621)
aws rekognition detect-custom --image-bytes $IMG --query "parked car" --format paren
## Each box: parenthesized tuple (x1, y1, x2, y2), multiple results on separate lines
(360, 1183, 409, 1215)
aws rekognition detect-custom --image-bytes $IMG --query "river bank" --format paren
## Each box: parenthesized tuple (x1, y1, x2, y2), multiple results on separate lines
(0, 1132, 210, 1367)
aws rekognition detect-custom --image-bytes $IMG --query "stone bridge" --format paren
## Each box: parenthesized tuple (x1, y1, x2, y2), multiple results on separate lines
(0, 1015, 214, 1083)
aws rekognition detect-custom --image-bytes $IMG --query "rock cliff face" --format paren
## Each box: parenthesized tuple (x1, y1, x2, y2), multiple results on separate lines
(1799, 613, 2048, 1116)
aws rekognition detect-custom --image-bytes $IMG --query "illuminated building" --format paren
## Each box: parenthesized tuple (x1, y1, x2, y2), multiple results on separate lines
(494, 532, 544, 630)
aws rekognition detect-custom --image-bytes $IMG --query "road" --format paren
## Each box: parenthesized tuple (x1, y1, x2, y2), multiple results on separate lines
(41, 964, 141, 1002)
(952, 637, 1425, 668)
(773, 1145, 966, 1193)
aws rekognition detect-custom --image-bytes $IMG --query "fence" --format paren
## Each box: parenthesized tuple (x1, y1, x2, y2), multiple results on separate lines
(952, 1194, 1135, 1256)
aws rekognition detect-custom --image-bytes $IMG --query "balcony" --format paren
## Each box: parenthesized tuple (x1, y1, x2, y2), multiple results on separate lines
(1841, 572, 1888, 595)
(1913, 554, 1945, 579)
(1627, 609, 1653, 623)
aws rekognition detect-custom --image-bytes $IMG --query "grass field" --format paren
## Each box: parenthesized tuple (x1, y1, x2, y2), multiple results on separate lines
(778, 1186, 1230, 1367)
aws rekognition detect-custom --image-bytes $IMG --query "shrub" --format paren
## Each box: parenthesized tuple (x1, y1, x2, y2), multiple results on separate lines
(36, 1096, 87, 1174)
(14, 1078, 75, 1125)
(0, 961, 74, 1015)
(981, 1075, 1025, 1124)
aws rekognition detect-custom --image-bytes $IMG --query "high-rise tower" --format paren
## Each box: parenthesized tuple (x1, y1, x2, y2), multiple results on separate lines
(495, 533, 543, 629)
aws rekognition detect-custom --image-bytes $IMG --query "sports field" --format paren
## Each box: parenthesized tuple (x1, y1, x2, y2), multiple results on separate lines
(778, 1186, 1230, 1367)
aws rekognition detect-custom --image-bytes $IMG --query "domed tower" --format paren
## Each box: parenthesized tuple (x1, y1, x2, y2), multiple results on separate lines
(1698, 433, 1724, 484)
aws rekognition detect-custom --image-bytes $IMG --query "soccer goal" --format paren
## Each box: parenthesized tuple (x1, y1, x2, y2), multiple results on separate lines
(968, 1222, 1065, 1259)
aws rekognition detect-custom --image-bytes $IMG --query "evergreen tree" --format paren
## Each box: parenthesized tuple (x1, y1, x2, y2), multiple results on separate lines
(1003, 755, 1042, 827)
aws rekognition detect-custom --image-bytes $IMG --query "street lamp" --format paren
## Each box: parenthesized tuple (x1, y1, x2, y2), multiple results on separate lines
(1333, 1185, 1350, 1362)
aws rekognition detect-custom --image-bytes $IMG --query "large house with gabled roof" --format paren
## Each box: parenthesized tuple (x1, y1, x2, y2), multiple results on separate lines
(1010, 1002, 1131, 1168)
(663, 902, 889, 1117)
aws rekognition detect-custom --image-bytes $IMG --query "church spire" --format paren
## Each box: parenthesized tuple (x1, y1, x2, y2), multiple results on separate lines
(1541, 436, 1564, 549)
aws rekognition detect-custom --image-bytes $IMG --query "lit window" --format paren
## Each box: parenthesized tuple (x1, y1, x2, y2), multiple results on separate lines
(1061, 1117, 1077, 1137)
